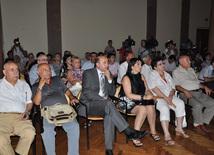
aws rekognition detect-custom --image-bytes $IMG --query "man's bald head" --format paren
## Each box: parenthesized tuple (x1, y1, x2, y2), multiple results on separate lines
(125, 52, 135, 62)
(95, 56, 109, 72)
(37, 63, 52, 79)
(179, 55, 191, 70)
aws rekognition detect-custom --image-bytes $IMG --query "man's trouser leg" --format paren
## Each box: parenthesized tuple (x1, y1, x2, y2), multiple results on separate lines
(42, 118, 56, 155)
(62, 118, 80, 155)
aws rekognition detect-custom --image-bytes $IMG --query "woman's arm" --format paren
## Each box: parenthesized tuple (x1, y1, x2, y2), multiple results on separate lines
(122, 76, 153, 100)
(122, 76, 141, 100)
(151, 86, 172, 105)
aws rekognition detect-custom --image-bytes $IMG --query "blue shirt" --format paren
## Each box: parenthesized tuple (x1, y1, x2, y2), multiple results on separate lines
(81, 60, 95, 71)
(198, 65, 214, 82)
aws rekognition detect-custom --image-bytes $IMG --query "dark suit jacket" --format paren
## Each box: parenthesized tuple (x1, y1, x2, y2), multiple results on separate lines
(79, 68, 116, 116)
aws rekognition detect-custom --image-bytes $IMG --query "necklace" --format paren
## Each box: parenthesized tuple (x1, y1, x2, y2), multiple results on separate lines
(159, 72, 164, 77)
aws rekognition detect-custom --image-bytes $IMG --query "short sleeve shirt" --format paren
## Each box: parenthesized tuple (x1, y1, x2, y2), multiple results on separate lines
(32, 76, 69, 108)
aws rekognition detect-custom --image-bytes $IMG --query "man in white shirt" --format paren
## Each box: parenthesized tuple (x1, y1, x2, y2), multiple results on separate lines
(81, 52, 97, 70)
(117, 52, 134, 84)
(163, 55, 177, 75)
(173, 55, 214, 135)
(0, 62, 35, 155)
(140, 55, 152, 80)
(163, 40, 176, 59)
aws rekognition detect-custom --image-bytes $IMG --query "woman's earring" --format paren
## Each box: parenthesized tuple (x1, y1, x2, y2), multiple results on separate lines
(131, 69, 134, 74)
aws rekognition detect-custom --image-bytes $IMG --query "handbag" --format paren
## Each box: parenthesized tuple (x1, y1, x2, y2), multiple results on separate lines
(41, 103, 77, 126)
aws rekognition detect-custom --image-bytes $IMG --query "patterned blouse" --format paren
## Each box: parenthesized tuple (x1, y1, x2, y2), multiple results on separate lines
(67, 68, 84, 88)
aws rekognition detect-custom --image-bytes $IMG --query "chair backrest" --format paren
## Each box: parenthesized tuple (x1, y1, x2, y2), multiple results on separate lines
(114, 85, 121, 98)
(77, 90, 82, 100)
(19, 72, 26, 82)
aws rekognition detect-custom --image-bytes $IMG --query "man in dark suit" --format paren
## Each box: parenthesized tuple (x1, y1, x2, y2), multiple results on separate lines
(79, 56, 147, 155)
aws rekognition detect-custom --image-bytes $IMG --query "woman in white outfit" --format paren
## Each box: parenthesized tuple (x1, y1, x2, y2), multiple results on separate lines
(147, 57, 189, 145)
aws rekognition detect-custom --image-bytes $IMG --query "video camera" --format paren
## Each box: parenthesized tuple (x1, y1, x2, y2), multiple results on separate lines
(14, 38, 19, 45)
(122, 35, 135, 49)
(180, 39, 196, 50)
(145, 36, 158, 49)
(165, 40, 176, 48)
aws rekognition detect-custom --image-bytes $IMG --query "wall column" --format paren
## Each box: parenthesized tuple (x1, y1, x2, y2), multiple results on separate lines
(208, 0, 214, 57)
(180, 0, 191, 47)
(47, 0, 62, 56)
(147, 0, 157, 39)
(0, 2, 4, 78)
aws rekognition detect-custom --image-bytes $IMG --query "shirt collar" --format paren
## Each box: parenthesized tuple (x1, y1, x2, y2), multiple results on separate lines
(96, 68, 104, 74)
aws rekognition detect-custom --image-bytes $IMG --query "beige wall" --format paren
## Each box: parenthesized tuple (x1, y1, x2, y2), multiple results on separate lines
(156, 0, 182, 53)
(189, 0, 212, 44)
(1, 0, 47, 56)
(0, 0, 212, 59)
(61, 0, 147, 59)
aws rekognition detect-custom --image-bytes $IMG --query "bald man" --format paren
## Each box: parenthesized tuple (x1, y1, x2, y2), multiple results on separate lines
(0, 62, 35, 155)
(172, 55, 214, 135)
(79, 56, 147, 155)
(32, 63, 79, 155)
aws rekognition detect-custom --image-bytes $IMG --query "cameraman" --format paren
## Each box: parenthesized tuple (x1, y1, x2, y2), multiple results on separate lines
(138, 39, 146, 58)
(11, 38, 25, 65)
(163, 40, 176, 59)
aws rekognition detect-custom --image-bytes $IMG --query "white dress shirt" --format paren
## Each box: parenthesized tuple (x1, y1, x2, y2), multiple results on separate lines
(140, 64, 153, 80)
(117, 61, 128, 84)
(0, 77, 32, 113)
(148, 70, 175, 96)
(163, 59, 177, 72)
(96, 68, 112, 98)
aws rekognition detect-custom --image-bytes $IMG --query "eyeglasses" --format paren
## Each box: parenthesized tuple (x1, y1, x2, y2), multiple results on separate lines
(38, 59, 48, 62)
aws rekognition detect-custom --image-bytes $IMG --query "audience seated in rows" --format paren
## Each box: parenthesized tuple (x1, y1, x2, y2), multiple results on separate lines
(119, 58, 160, 147)
(0, 62, 35, 155)
(78, 56, 147, 155)
(32, 63, 79, 155)
(172, 55, 214, 135)
(148, 57, 188, 146)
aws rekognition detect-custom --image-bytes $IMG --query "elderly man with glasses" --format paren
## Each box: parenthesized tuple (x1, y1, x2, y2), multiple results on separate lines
(29, 53, 56, 86)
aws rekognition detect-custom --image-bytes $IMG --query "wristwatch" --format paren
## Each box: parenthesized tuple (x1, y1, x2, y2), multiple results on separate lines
(37, 88, 42, 92)
(26, 109, 31, 115)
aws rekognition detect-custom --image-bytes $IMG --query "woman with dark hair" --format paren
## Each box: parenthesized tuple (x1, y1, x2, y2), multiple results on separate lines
(147, 57, 188, 146)
(118, 58, 160, 147)
(60, 54, 73, 83)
